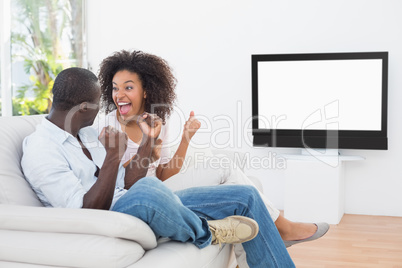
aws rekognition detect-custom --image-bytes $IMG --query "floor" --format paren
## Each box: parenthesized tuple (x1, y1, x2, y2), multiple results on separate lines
(287, 214, 402, 268)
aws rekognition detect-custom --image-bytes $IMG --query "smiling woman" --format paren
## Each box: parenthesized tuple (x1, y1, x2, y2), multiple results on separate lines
(98, 50, 176, 124)
(112, 70, 147, 120)
(95, 50, 200, 181)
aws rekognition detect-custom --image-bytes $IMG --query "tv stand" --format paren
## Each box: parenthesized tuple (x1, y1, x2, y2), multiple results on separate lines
(282, 151, 364, 224)
(301, 148, 339, 156)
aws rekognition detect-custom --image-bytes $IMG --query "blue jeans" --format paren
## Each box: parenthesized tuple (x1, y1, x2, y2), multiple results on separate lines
(112, 177, 295, 268)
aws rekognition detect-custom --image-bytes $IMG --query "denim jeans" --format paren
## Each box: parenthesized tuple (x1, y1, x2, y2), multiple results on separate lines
(112, 177, 295, 268)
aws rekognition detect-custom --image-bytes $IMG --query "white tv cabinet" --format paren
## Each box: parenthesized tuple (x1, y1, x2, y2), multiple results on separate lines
(282, 151, 364, 224)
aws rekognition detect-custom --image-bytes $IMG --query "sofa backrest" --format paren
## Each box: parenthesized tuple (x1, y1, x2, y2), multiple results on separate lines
(0, 115, 45, 206)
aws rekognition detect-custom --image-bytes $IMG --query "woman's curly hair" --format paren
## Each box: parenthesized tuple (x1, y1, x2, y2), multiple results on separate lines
(98, 50, 177, 123)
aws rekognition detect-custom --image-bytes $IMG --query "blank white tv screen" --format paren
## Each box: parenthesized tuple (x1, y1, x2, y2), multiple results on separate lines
(257, 59, 383, 131)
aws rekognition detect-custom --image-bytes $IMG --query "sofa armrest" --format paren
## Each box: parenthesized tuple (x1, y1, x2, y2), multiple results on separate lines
(0, 204, 157, 250)
(211, 149, 264, 192)
(247, 175, 264, 193)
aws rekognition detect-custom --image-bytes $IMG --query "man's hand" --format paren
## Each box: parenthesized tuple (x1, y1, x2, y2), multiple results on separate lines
(137, 112, 162, 140)
(99, 126, 127, 160)
(182, 111, 201, 142)
(151, 138, 163, 162)
(123, 113, 162, 189)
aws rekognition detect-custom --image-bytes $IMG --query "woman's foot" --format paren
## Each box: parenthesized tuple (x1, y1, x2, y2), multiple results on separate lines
(278, 219, 318, 241)
(283, 222, 330, 247)
(275, 215, 329, 247)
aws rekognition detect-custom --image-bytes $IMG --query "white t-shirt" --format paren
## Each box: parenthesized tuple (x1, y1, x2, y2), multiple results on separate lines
(92, 110, 171, 178)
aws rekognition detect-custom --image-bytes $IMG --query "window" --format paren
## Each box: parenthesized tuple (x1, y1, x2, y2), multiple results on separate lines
(0, 0, 86, 116)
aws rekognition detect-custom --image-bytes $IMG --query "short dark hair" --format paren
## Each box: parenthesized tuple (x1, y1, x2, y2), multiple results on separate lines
(52, 67, 99, 111)
(98, 50, 177, 123)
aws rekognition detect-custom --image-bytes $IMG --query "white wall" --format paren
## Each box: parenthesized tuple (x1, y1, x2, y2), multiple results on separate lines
(87, 0, 402, 217)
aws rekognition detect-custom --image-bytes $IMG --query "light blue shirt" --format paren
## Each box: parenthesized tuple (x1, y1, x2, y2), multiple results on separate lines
(21, 118, 127, 209)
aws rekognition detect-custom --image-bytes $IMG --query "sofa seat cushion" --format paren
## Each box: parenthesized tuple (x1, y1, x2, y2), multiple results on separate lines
(131, 239, 234, 268)
(0, 230, 145, 268)
(0, 204, 159, 268)
(0, 205, 157, 250)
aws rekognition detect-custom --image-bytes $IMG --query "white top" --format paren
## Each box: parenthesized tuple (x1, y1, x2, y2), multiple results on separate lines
(92, 110, 171, 178)
(21, 118, 127, 209)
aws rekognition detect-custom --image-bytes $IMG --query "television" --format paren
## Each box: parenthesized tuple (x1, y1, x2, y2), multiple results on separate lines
(251, 51, 388, 151)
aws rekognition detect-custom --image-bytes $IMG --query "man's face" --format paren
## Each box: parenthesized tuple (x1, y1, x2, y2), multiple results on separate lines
(83, 83, 101, 127)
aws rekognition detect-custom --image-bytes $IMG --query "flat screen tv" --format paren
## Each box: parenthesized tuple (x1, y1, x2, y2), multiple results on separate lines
(252, 51, 388, 150)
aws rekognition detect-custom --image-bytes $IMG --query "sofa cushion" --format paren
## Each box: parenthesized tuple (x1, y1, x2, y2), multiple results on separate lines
(0, 230, 145, 268)
(130, 239, 234, 268)
(0, 204, 158, 250)
(0, 115, 45, 206)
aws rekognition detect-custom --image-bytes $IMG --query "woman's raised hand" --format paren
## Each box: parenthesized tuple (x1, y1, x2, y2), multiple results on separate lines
(137, 112, 162, 140)
(182, 111, 201, 142)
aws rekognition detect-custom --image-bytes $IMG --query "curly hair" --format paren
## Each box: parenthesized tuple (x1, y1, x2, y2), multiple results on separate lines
(98, 50, 177, 123)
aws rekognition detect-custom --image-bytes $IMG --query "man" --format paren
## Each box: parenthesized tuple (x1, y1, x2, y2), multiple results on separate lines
(21, 67, 295, 267)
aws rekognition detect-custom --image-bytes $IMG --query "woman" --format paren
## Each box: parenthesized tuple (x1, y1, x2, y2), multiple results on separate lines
(95, 50, 198, 180)
(94, 50, 329, 266)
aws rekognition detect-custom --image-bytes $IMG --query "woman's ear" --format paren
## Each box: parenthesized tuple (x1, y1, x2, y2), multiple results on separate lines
(143, 91, 147, 99)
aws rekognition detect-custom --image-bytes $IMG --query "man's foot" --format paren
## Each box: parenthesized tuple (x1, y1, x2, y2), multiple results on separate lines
(208, 216, 259, 247)
(283, 222, 330, 248)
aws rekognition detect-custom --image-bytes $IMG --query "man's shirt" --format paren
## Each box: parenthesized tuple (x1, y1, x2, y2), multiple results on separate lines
(21, 118, 127, 209)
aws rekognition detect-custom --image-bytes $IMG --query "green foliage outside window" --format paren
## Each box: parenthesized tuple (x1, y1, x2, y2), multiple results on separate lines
(11, 0, 84, 116)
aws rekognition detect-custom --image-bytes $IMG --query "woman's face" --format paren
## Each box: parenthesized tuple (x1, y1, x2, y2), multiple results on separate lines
(112, 70, 146, 121)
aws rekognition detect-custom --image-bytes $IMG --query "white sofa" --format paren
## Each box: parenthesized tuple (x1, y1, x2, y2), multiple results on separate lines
(0, 115, 237, 268)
